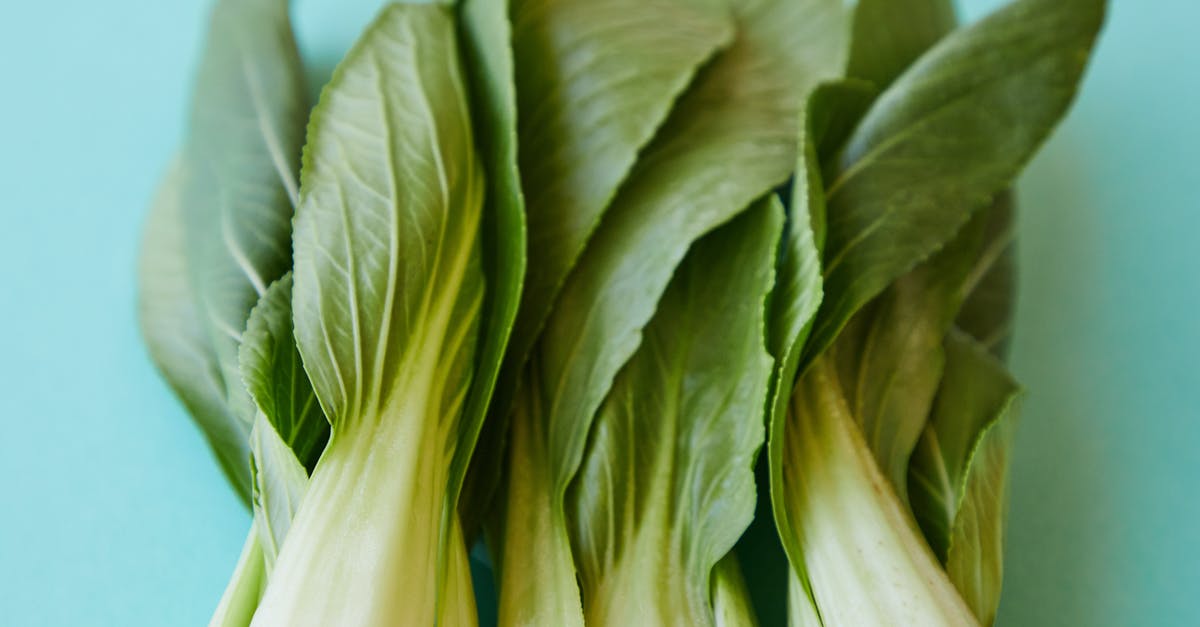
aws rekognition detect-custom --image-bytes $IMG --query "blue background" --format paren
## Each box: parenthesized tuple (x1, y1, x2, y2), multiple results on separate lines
(0, 0, 1194, 624)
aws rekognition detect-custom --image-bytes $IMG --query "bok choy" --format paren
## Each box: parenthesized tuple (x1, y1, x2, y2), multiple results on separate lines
(136, 0, 1107, 623)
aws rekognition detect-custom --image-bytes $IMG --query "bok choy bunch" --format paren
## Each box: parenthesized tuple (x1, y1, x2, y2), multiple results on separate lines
(137, 0, 1105, 624)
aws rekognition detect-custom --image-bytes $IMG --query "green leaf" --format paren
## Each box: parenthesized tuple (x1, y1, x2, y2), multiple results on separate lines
(805, 0, 1106, 362)
(181, 0, 309, 428)
(139, 0, 309, 504)
(465, 0, 734, 541)
(827, 205, 991, 501)
(778, 357, 978, 626)
(505, 0, 735, 375)
(908, 329, 1021, 625)
(762, 80, 872, 626)
(531, 0, 849, 525)
(847, 0, 956, 88)
(501, 0, 851, 619)
(256, 6, 487, 625)
(455, 0, 528, 540)
(955, 194, 1017, 357)
(139, 158, 251, 504)
(238, 274, 326, 570)
(239, 274, 328, 472)
(566, 199, 781, 627)
(248, 415, 307, 572)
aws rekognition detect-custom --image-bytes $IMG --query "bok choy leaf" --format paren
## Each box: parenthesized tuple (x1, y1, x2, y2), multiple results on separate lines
(138, 0, 308, 504)
(252, 5, 512, 624)
(497, 1, 851, 621)
(566, 198, 781, 627)
(769, 0, 1105, 624)
(463, 0, 734, 542)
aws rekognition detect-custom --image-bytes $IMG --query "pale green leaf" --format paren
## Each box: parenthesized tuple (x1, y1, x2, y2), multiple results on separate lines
(238, 274, 326, 571)
(258, 6, 486, 625)
(805, 0, 1106, 360)
(248, 414, 307, 571)
(140, 0, 309, 504)
(181, 0, 309, 433)
(139, 157, 251, 503)
(566, 200, 780, 627)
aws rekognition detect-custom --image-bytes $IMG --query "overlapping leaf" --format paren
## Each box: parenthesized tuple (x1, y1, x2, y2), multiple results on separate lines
(139, 0, 308, 503)
(566, 199, 781, 627)
(805, 0, 1106, 361)
(464, 0, 735, 535)
(909, 329, 1021, 625)
(258, 6, 489, 624)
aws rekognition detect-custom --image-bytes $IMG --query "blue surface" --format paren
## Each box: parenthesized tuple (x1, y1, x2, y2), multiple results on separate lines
(0, 0, 1193, 625)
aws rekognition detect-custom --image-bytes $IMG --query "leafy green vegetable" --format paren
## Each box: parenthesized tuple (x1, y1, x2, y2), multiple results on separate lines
(239, 274, 327, 568)
(768, 0, 1105, 624)
(140, 157, 250, 501)
(805, 0, 1107, 362)
(566, 198, 781, 626)
(498, 1, 851, 620)
(139, 0, 309, 504)
(763, 81, 873, 627)
(463, 0, 735, 541)
(138, 0, 1109, 622)
(506, 0, 734, 368)
(252, 5, 495, 624)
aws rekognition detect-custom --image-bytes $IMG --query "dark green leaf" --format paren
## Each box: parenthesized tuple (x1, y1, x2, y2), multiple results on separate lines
(455, 0, 528, 541)
(847, 0, 956, 88)
(805, 0, 1106, 362)
(466, 0, 734, 543)
(501, 1, 851, 618)
(955, 194, 1017, 357)
(567, 199, 781, 627)
(239, 274, 328, 472)
(532, 0, 849, 511)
